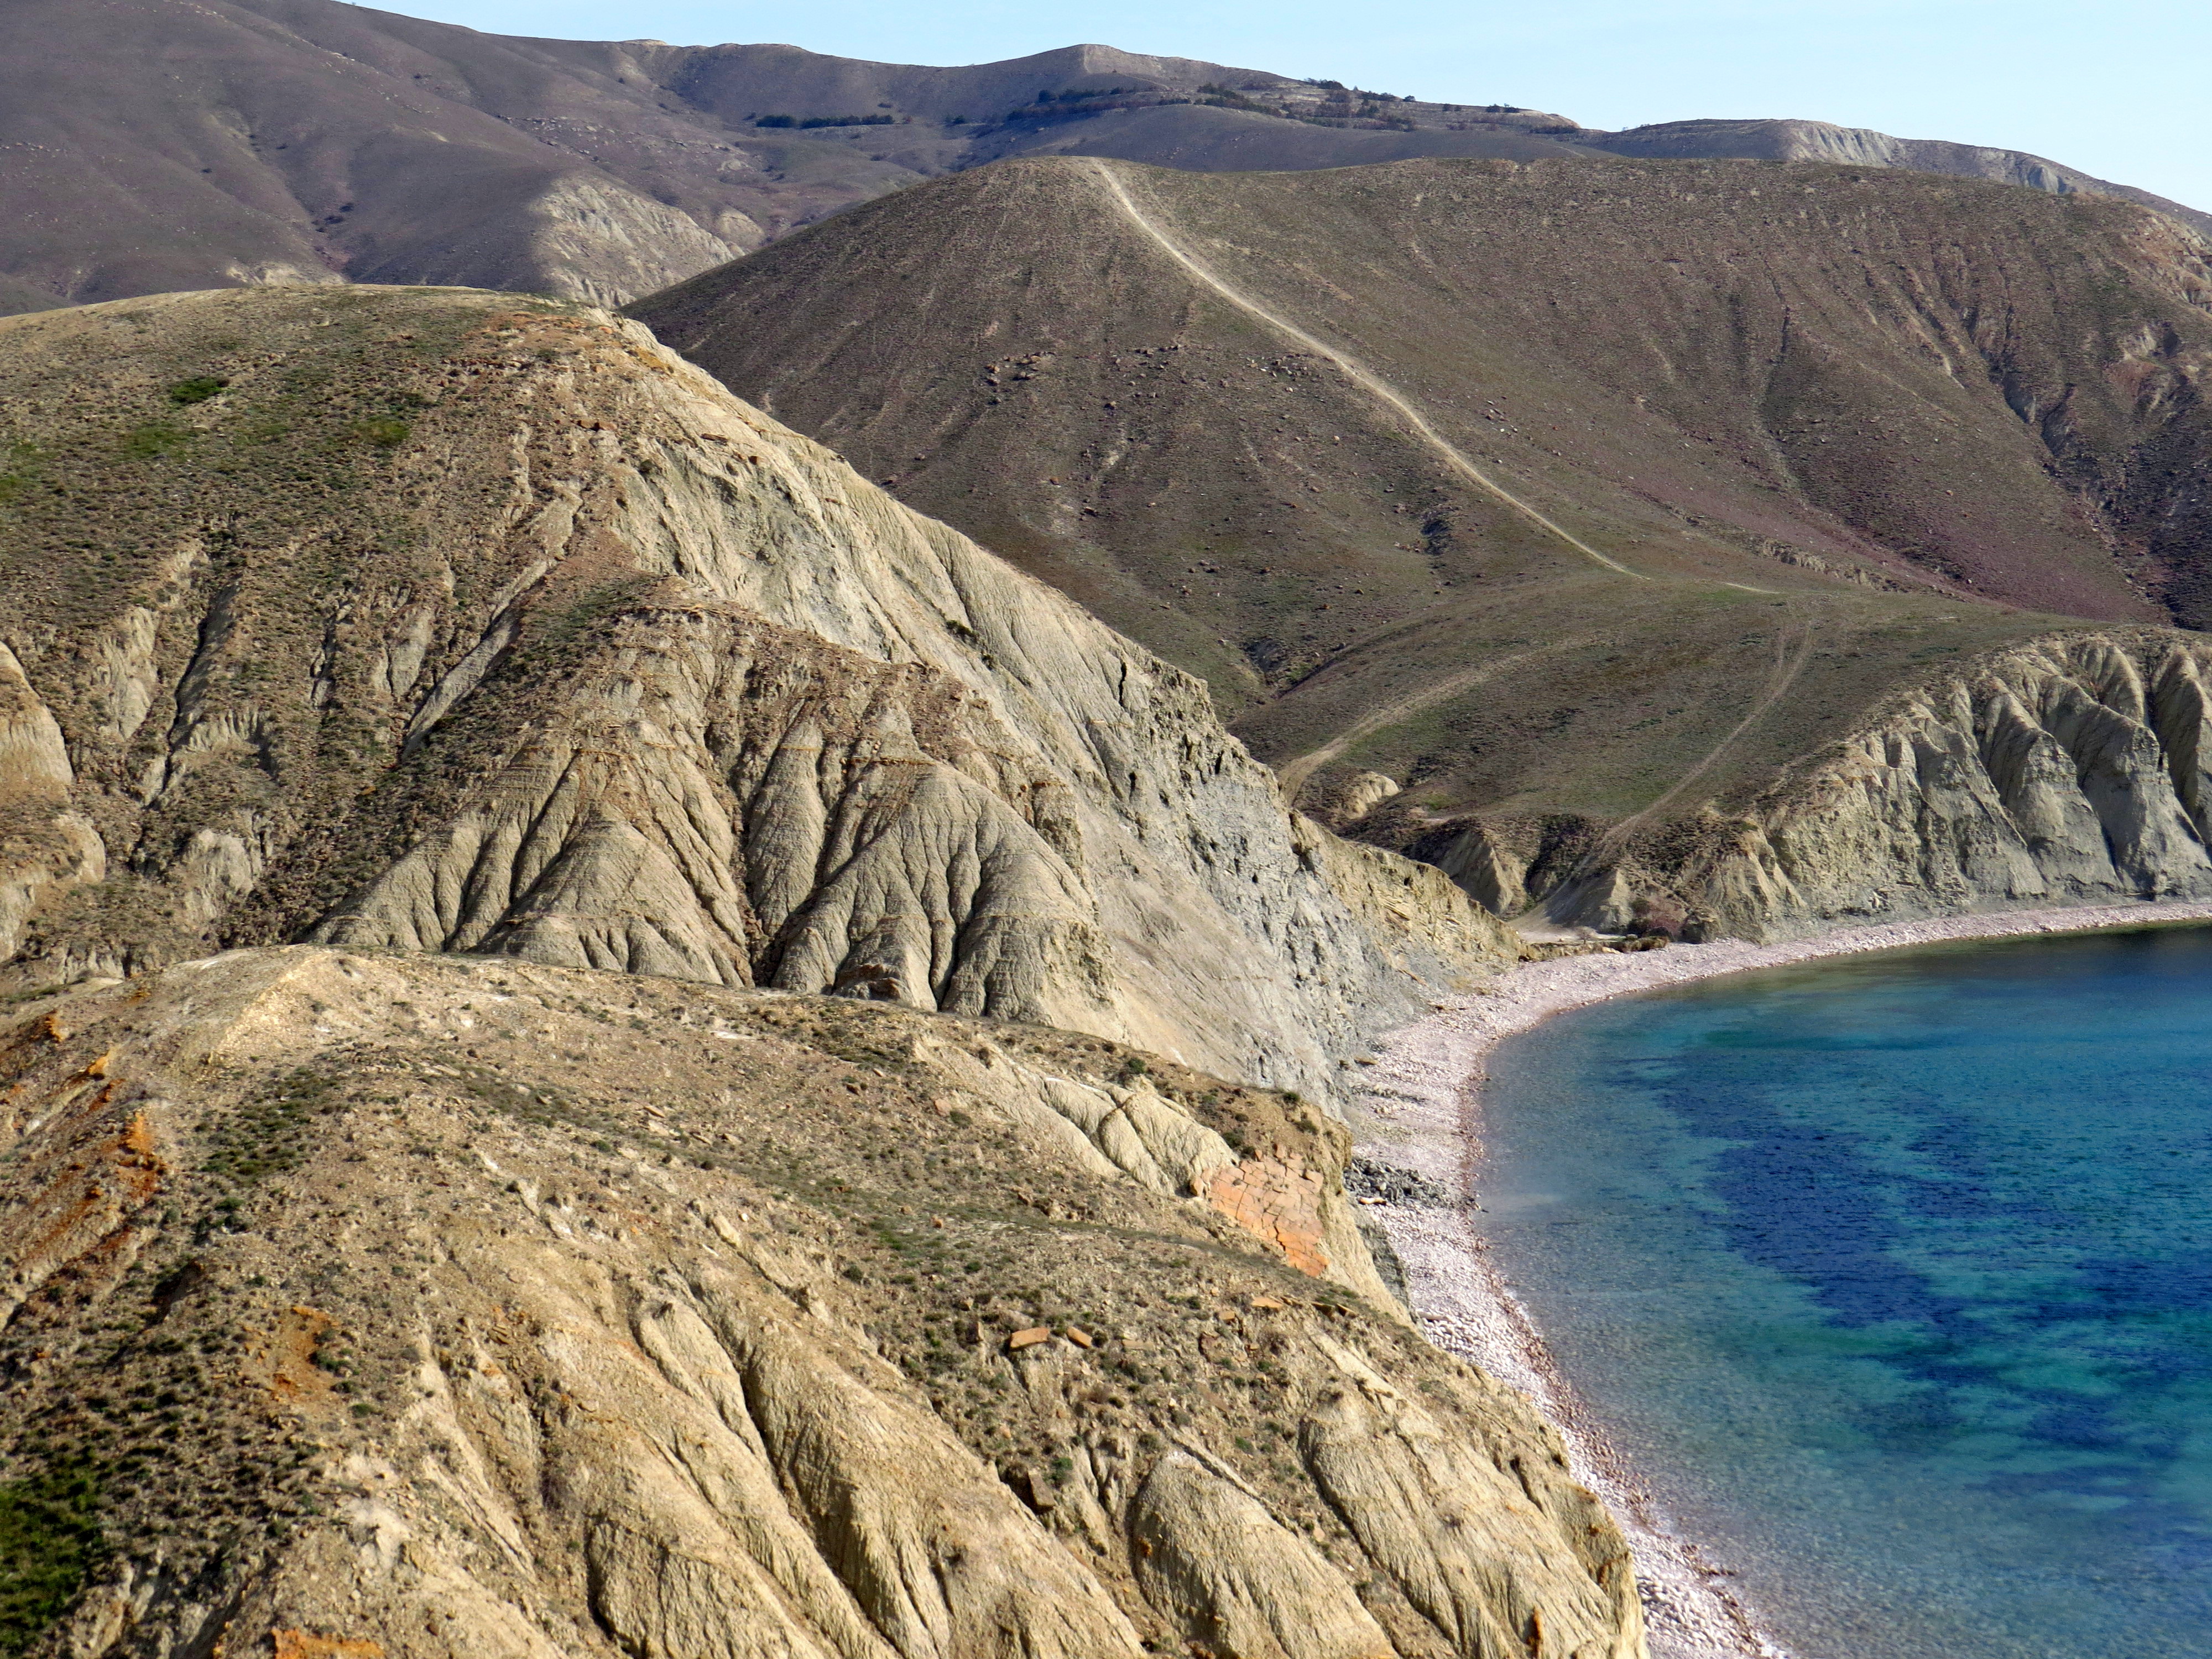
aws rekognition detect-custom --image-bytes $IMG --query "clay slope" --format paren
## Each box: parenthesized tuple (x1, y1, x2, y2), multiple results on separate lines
(0, 943, 1646, 1659)
(636, 155, 2212, 934)
(0, 284, 1507, 1100)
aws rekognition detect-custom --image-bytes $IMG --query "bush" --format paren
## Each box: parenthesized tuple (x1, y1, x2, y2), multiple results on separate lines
(119, 421, 188, 459)
(354, 417, 410, 449)
(166, 376, 228, 405)
(0, 1460, 103, 1657)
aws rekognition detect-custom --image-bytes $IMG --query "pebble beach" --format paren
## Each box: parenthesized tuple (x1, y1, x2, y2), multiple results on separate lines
(1351, 899, 2212, 1658)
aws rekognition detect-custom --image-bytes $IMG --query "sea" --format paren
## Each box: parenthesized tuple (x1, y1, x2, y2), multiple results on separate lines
(1480, 922, 2212, 1659)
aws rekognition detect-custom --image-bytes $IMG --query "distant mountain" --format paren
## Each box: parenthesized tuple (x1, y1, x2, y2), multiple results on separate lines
(1585, 118, 2212, 239)
(1, 0, 2202, 314)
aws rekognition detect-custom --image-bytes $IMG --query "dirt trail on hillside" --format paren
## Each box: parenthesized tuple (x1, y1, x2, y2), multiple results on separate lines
(1087, 159, 1648, 581)
(1275, 639, 1595, 798)
(1609, 619, 1816, 838)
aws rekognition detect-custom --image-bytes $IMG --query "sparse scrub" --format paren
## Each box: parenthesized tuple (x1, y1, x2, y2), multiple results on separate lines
(0, 1460, 103, 1657)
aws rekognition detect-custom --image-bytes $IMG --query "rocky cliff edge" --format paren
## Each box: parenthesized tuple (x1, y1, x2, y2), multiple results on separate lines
(0, 946, 1641, 1659)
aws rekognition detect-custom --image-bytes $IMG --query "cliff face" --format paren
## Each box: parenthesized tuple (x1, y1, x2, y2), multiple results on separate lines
(1697, 632, 2212, 936)
(1370, 632, 2212, 942)
(0, 285, 1510, 1103)
(0, 946, 1643, 1659)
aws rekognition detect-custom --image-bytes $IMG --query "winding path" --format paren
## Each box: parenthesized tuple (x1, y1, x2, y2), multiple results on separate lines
(1085, 159, 1647, 581)
(1273, 639, 1594, 799)
(1088, 159, 1817, 832)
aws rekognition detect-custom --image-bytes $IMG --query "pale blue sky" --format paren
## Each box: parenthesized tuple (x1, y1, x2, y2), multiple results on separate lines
(391, 1, 2210, 212)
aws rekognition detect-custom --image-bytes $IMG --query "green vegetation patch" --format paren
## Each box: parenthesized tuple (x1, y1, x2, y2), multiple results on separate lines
(0, 444, 36, 508)
(352, 416, 410, 450)
(199, 1068, 338, 1193)
(118, 421, 189, 461)
(165, 377, 228, 406)
(529, 577, 655, 658)
(0, 1459, 103, 1657)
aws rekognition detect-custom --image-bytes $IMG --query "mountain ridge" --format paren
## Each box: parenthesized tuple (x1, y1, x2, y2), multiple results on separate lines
(1, 0, 2201, 316)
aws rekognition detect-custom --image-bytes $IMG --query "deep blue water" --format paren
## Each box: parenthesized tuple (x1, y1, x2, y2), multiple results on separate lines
(1481, 924, 2212, 1659)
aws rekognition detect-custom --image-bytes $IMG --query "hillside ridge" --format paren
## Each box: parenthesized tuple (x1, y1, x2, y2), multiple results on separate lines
(0, 284, 1514, 1102)
(1, 0, 2200, 316)
(637, 153, 2212, 940)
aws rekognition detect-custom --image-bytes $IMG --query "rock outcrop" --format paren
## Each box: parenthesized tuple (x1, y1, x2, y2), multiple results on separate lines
(0, 285, 1512, 1103)
(1693, 632, 2212, 935)
(0, 946, 1645, 1659)
(1374, 632, 2212, 942)
(1583, 118, 2212, 238)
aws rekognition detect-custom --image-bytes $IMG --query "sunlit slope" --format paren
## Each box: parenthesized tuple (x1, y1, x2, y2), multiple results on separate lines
(0, 284, 1510, 1088)
(637, 155, 2212, 843)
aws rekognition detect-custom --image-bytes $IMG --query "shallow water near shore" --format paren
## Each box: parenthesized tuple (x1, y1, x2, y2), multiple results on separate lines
(1481, 922, 2212, 1659)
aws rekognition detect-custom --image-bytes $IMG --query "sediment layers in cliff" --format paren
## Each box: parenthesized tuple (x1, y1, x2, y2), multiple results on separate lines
(0, 285, 1511, 1104)
(1375, 632, 2212, 943)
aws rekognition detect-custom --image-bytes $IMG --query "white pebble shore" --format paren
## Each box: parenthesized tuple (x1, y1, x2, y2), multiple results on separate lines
(1350, 898, 2212, 1659)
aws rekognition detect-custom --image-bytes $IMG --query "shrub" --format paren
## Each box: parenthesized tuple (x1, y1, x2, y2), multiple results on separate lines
(354, 417, 410, 449)
(119, 422, 187, 459)
(0, 1460, 103, 1657)
(166, 376, 228, 405)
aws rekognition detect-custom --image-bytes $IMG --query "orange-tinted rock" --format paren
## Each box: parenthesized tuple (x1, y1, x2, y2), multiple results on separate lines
(1206, 1158, 1331, 1276)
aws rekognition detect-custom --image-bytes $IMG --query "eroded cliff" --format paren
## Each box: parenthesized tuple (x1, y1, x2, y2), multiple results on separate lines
(1360, 631, 2212, 942)
(0, 285, 1511, 1103)
(0, 947, 1642, 1659)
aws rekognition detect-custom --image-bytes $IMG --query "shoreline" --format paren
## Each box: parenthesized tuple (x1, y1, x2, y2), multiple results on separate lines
(1348, 898, 2212, 1659)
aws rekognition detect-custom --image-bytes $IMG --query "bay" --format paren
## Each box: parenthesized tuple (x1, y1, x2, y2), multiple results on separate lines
(1482, 923, 2212, 1658)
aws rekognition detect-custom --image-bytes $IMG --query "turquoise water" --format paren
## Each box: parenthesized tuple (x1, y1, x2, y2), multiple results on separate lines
(1481, 925, 2212, 1659)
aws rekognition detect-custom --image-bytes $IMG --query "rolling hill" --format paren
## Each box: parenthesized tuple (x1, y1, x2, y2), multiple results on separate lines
(634, 154, 2212, 935)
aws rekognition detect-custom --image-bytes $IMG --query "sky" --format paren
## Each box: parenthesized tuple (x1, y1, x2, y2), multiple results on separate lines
(389, 1, 2211, 213)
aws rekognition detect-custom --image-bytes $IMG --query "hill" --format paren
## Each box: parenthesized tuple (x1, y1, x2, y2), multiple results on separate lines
(0, 283, 1667, 1659)
(0, 947, 1642, 1658)
(1, 0, 2201, 315)
(635, 154, 2212, 936)
(0, 0, 1578, 314)
(0, 283, 1517, 1097)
